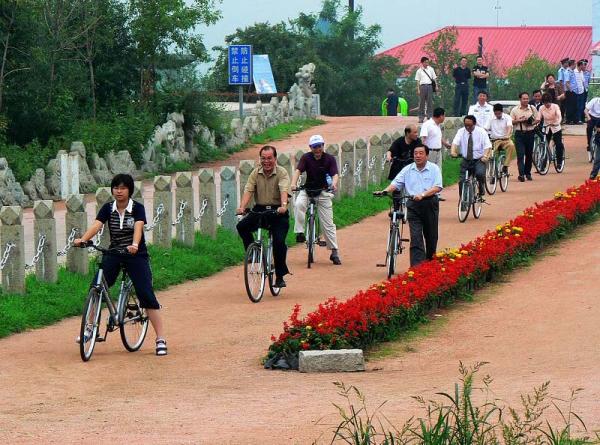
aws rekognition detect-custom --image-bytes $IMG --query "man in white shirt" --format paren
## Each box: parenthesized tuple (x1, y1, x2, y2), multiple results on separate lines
(419, 107, 451, 173)
(585, 96, 600, 151)
(468, 91, 494, 130)
(376, 144, 442, 266)
(484, 103, 515, 175)
(451, 115, 492, 199)
(415, 56, 438, 123)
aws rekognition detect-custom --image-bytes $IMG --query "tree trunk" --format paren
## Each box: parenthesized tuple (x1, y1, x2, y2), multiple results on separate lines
(0, 5, 16, 113)
(88, 57, 96, 119)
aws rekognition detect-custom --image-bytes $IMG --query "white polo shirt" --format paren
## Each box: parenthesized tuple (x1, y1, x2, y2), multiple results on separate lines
(484, 113, 513, 139)
(467, 102, 494, 129)
(452, 126, 492, 159)
(415, 66, 437, 85)
(419, 119, 443, 148)
(586, 97, 600, 118)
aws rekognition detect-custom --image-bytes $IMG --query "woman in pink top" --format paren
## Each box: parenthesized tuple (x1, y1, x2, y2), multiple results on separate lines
(539, 93, 565, 164)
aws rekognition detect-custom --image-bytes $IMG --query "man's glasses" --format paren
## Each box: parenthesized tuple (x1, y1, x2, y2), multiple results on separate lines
(310, 144, 324, 149)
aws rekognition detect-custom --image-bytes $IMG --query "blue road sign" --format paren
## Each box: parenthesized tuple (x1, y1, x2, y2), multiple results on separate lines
(228, 45, 253, 85)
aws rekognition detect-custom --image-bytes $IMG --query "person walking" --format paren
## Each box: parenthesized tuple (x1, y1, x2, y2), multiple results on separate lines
(236, 145, 291, 288)
(420, 107, 451, 174)
(574, 60, 586, 124)
(472, 56, 489, 103)
(74, 174, 168, 356)
(376, 144, 442, 267)
(291, 135, 341, 265)
(415, 56, 438, 123)
(510, 92, 539, 182)
(584, 95, 600, 153)
(557, 58, 570, 119)
(385, 88, 399, 117)
(565, 60, 577, 124)
(484, 103, 516, 176)
(582, 59, 591, 121)
(529, 90, 543, 110)
(387, 124, 422, 180)
(468, 91, 494, 130)
(450, 115, 491, 199)
(452, 56, 471, 116)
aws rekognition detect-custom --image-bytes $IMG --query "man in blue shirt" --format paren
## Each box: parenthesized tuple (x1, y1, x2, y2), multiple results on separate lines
(557, 57, 569, 119)
(376, 144, 443, 266)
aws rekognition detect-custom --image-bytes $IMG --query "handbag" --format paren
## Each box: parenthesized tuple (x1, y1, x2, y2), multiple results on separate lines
(421, 67, 437, 92)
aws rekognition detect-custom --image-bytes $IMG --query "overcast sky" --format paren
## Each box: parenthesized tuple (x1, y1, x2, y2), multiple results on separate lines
(198, 0, 592, 71)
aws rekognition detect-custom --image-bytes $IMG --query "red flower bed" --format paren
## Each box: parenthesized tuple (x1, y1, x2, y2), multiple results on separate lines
(267, 179, 600, 360)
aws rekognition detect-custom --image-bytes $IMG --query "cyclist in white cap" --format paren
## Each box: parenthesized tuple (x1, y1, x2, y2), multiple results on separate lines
(291, 135, 341, 265)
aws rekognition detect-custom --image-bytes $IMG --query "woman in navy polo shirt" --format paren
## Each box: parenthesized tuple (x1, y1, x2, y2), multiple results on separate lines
(75, 174, 167, 356)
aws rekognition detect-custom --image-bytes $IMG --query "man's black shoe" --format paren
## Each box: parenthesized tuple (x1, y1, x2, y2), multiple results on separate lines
(295, 233, 306, 243)
(518, 175, 525, 182)
(274, 277, 286, 288)
(330, 253, 342, 265)
(526, 174, 533, 181)
(438, 196, 446, 201)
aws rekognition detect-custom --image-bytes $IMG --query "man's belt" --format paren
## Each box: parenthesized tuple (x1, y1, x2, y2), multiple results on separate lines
(428, 147, 442, 151)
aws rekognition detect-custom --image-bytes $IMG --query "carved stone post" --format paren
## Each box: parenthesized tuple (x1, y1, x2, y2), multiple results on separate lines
(239, 160, 255, 208)
(354, 138, 368, 190)
(381, 133, 393, 182)
(133, 181, 143, 201)
(219, 166, 238, 232)
(294, 149, 306, 187)
(0, 206, 25, 294)
(325, 144, 342, 201)
(198, 168, 217, 238)
(33, 200, 58, 283)
(277, 153, 296, 214)
(369, 135, 384, 186)
(65, 194, 88, 275)
(153, 176, 172, 248)
(340, 141, 355, 197)
(175, 172, 194, 247)
(95, 187, 112, 249)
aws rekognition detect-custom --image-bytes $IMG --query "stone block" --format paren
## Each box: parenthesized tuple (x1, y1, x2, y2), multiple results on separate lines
(133, 181, 143, 201)
(198, 168, 217, 238)
(219, 166, 238, 232)
(354, 138, 368, 190)
(175, 172, 194, 247)
(298, 349, 365, 373)
(65, 194, 88, 275)
(238, 160, 255, 206)
(33, 200, 57, 283)
(340, 141, 355, 197)
(153, 175, 172, 248)
(95, 187, 112, 249)
(0, 208, 25, 293)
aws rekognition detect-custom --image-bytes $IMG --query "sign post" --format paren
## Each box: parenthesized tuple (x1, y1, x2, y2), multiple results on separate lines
(228, 44, 253, 120)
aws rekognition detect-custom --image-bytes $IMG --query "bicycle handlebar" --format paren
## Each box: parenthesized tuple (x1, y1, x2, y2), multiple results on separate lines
(294, 185, 334, 193)
(76, 240, 130, 255)
(372, 191, 414, 199)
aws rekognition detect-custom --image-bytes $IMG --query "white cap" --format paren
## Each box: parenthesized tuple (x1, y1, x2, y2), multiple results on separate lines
(309, 134, 325, 147)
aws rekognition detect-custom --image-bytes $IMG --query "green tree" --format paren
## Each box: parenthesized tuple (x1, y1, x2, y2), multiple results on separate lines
(496, 53, 555, 100)
(127, 0, 221, 101)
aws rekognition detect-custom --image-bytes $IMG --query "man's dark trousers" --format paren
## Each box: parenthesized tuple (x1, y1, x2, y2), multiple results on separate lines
(236, 206, 290, 278)
(454, 83, 469, 116)
(406, 196, 439, 267)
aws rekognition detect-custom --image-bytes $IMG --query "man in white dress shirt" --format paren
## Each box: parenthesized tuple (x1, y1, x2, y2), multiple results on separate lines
(484, 103, 515, 175)
(415, 56, 438, 123)
(451, 115, 492, 199)
(468, 91, 494, 130)
(376, 143, 443, 266)
(420, 107, 451, 174)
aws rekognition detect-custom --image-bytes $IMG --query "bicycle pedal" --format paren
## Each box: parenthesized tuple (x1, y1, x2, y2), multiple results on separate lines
(96, 336, 106, 342)
(376, 263, 386, 267)
(400, 238, 410, 242)
(317, 241, 327, 247)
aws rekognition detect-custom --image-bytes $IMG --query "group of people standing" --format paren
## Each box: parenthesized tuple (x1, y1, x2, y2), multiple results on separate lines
(557, 57, 592, 125)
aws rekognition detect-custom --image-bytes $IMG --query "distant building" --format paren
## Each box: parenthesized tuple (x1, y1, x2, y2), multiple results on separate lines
(380, 26, 592, 76)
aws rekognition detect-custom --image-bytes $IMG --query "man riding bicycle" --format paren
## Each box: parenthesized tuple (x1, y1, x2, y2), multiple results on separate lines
(291, 135, 341, 265)
(236, 145, 291, 288)
(451, 115, 491, 199)
(74, 174, 167, 356)
(585, 95, 600, 153)
(484, 103, 515, 176)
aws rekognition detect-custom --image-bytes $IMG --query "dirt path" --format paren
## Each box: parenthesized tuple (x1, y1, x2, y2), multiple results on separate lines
(2, 135, 598, 444)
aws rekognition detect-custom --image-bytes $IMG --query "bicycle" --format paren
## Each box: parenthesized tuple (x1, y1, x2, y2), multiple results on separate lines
(589, 131, 598, 164)
(77, 242, 149, 362)
(485, 142, 509, 194)
(533, 125, 565, 175)
(295, 186, 330, 268)
(373, 191, 411, 279)
(458, 167, 484, 222)
(241, 209, 281, 303)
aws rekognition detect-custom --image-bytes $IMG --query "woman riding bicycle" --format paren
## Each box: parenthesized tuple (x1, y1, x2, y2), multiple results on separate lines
(74, 174, 167, 356)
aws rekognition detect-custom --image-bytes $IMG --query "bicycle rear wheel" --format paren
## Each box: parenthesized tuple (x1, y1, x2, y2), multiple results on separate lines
(498, 154, 509, 192)
(307, 212, 316, 268)
(484, 158, 497, 195)
(244, 242, 265, 303)
(79, 288, 102, 362)
(119, 285, 149, 352)
(588, 136, 594, 163)
(386, 226, 398, 279)
(457, 181, 471, 223)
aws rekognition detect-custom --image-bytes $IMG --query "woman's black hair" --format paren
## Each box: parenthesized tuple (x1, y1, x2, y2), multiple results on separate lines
(111, 173, 135, 198)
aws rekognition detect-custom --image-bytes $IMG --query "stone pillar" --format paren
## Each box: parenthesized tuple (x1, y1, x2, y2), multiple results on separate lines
(294, 149, 306, 187)
(381, 133, 393, 181)
(354, 138, 368, 190)
(0, 206, 25, 294)
(65, 194, 88, 275)
(325, 144, 342, 201)
(133, 181, 143, 201)
(198, 168, 217, 238)
(95, 187, 112, 249)
(277, 153, 295, 213)
(33, 200, 58, 283)
(340, 141, 355, 197)
(239, 160, 255, 207)
(153, 175, 172, 248)
(59, 151, 80, 199)
(174, 172, 195, 247)
(369, 135, 384, 186)
(220, 166, 238, 232)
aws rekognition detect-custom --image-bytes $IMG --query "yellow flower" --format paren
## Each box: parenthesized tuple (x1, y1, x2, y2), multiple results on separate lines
(401, 280, 407, 285)
(408, 271, 415, 277)
(514, 234, 521, 237)
(504, 228, 511, 233)
(441, 267, 446, 272)
(460, 250, 469, 255)
(456, 254, 462, 259)
(496, 225, 502, 232)
(435, 252, 444, 258)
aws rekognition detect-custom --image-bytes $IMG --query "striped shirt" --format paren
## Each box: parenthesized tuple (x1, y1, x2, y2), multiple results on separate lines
(96, 199, 148, 255)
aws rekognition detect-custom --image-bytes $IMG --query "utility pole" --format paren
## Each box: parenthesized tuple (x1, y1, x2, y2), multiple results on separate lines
(349, 0, 354, 12)
(494, 0, 501, 27)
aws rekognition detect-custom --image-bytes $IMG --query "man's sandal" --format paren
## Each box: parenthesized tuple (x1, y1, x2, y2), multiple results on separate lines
(156, 339, 168, 356)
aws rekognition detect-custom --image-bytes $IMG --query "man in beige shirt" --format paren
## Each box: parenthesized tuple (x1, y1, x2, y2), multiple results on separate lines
(237, 145, 291, 287)
(510, 92, 539, 181)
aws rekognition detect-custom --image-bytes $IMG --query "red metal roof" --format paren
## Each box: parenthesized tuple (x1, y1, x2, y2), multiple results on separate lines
(380, 26, 592, 75)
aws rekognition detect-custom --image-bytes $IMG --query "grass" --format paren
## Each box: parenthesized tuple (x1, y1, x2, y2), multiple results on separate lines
(0, 158, 461, 339)
(248, 118, 325, 145)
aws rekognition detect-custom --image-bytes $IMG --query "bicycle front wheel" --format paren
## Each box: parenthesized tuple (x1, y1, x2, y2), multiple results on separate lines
(472, 187, 483, 219)
(386, 227, 398, 279)
(119, 285, 149, 352)
(457, 181, 471, 223)
(307, 213, 316, 268)
(484, 159, 497, 195)
(79, 288, 102, 362)
(498, 154, 509, 192)
(244, 242, 266, 303)
(537, 144, 550, 175)
(588, 136, 594, 163)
